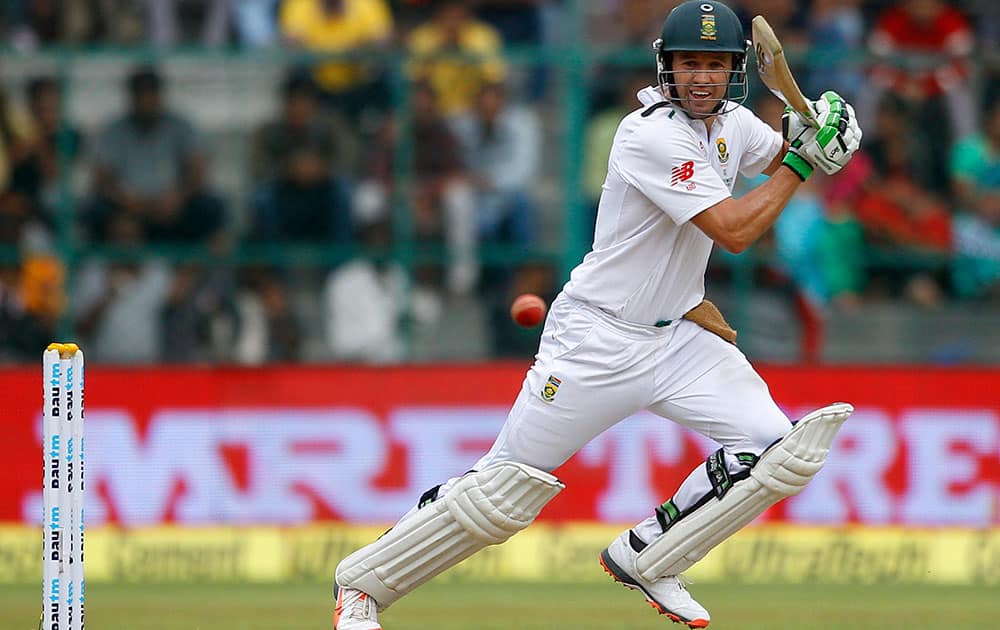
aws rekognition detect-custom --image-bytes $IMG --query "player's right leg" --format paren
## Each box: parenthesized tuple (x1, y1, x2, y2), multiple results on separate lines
(334, 461, 564, 627)
(334, 294, 658, 627)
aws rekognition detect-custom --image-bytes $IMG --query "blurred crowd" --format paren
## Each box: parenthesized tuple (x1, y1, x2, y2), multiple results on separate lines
(0, 0, 996, 364)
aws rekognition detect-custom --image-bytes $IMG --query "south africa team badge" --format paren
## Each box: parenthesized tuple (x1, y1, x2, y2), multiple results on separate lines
(700, 14, 717, 40)
(716, 137, 729, 164)
(541, 375, 562, 402)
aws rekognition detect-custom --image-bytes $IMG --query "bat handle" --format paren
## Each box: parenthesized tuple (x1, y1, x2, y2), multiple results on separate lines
(799, 110, 821, 129)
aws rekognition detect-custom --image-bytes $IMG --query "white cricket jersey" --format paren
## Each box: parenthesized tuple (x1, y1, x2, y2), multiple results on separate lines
(563, 86, 782, 325)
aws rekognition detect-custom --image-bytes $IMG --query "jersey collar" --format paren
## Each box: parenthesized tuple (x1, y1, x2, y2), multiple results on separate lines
(636, 85, 729, 128)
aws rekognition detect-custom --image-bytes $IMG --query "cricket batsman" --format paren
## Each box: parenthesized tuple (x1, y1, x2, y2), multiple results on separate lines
(334, 1, 862, 627)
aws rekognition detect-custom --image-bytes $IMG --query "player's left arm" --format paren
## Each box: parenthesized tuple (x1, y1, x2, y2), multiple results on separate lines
(735, 105, 786, 178)
(762, 140, 790, 176)
(689, 108, 792, 253)
(692, 94, 862, 253)
(690, 166, 801, 253)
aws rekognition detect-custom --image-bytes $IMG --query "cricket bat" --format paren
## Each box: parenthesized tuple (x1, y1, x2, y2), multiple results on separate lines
(751, 15, 819, 129)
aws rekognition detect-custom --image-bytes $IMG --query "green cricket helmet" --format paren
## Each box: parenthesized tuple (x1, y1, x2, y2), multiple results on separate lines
(652, 0, 749, 115)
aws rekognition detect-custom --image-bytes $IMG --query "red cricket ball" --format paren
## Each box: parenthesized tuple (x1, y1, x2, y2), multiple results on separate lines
(510, 293, 547, 328)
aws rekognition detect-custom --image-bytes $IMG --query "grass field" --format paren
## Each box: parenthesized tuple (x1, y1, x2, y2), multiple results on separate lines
(5, 580, 998, 629)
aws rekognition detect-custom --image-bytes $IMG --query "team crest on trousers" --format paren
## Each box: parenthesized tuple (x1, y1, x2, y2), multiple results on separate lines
(541, 375, 562, 402)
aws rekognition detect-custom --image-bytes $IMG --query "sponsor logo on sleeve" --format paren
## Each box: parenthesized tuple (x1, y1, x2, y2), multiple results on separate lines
(670, 161, 695, 186)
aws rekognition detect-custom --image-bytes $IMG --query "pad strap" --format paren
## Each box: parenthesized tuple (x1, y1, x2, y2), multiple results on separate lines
(635, 403, 852, 580)
(655, 450, 758, 533)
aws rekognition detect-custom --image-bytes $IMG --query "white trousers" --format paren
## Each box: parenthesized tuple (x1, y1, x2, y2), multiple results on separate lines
(473, 292, 791, 541)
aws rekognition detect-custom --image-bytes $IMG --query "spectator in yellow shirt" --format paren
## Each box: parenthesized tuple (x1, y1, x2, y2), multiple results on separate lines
(280, 0, 394, 118)
(407, 0, 507, 118)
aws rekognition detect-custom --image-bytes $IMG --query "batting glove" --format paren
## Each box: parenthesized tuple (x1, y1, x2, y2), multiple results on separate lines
(782, 91, 863, 180)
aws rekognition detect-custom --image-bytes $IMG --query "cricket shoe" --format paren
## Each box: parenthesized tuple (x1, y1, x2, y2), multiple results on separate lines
(334, 583, 382, 630)
(599, 530, 710, 628)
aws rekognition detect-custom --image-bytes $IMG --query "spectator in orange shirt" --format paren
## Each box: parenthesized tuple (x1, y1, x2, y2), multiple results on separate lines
(0, 256, 62, 362)
(407, 0, 507, 118)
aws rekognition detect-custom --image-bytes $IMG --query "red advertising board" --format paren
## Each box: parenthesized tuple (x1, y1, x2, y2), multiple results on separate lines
(2, 364, 998, 526)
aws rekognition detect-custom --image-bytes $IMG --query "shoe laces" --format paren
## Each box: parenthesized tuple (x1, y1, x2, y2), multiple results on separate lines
(345, 590, 377, 621)
(660, 574, 694, 590)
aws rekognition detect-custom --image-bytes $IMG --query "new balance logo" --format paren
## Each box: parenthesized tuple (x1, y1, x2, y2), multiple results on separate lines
(671, 161, 695, 186)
